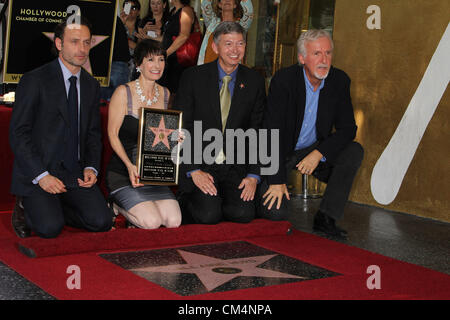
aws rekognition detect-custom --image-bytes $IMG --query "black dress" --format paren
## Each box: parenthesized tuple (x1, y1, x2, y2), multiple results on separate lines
(160, 7, 189, 94)
(106, 84, 175, 210)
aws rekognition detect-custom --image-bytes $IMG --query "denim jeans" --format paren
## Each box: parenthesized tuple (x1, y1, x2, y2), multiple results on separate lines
(101, 61, 130, 100)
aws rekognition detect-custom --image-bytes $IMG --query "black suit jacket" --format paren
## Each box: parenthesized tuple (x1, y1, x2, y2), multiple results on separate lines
(174, 60, 266, 192)
(265, 64, 357, 185)
(9, 59, 102, 196)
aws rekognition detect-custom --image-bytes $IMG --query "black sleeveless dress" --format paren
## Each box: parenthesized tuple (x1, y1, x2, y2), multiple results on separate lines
(105, 84, 175, 210)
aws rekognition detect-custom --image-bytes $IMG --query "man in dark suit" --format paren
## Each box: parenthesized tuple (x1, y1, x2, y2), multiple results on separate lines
(9, 17, 113, 238)
(259, 29, 364, 238)
(174, 21, 265, 224)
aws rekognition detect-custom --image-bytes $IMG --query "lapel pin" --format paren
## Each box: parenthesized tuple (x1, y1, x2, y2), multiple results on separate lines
(240, 83, 245, 89)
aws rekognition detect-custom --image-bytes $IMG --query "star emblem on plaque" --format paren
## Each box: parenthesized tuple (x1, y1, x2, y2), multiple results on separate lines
(149, 116, 175, 149)
(136, 108, 182, 185)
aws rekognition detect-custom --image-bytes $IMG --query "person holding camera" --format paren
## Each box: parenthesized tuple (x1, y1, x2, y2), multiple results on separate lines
(120, 0, 142, 80)
(159, 0, 198, 96)
(198, 0, 253, 65)
(136, 0, 170, 42)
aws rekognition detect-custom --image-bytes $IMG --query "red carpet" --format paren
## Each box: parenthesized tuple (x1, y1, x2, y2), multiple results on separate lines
(0, 212, 449, 300)
(16, 218, 292, 258)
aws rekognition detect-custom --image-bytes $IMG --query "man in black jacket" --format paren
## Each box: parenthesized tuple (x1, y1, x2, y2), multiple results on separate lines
(259, 29, 363, 238)
(9, 18, 113, 238)
(174, 22, 265, 224)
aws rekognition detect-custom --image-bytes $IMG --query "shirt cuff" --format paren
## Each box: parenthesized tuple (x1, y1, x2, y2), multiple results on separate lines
(320, 156, 326, 162)
(32, 171, 49, 184)
(187, 169, 200, 178)
(84, 167, 98, 176)
(246, 174, 261, 184)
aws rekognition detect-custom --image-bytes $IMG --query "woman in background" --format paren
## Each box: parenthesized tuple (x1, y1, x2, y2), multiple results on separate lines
(120, 0, 142, 80)
(197, 0, 253, 65)
(159, 0, 197, 97)
(136, 0, 170, 42)
(121, 0, 142, 56)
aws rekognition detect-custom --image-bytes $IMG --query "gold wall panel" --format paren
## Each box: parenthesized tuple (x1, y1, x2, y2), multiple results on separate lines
(273, 0, 309, 72)
(333, 0, 449, 222)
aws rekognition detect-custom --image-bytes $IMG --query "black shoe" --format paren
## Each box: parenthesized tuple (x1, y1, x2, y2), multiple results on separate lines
(313, 210, 348, 239)
(11, 197, 31, 238)
(18, 244, 36, 258)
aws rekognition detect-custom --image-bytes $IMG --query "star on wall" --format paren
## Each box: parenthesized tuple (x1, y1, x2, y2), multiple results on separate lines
(149, 116, 175, 149)
(131, 250, 306, 291)
(43, 32, 108, 74)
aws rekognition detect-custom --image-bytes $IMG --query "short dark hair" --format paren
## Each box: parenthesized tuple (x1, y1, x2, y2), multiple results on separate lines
(179, 0, 191, 5)
(52, 15, 92, 55)
(134, 39, 167, 66)
(213, 21, 245, 44)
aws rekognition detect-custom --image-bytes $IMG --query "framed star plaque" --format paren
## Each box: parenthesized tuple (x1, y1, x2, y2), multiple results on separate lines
(136, 107, 182, 185)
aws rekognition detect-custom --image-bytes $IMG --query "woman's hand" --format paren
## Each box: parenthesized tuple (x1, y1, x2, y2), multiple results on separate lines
(119, 11, 129, 24)
(127, 164, 144, 188)
(135, 28, 151, 40)
(143, 22, 161, 34)
(176, 129, 186, 144)
(136, 26, 162, 41)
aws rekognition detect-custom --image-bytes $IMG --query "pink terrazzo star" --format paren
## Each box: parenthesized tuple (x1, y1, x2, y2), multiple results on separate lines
(149, 116, 175, 149)
(131, 250, 306, 291)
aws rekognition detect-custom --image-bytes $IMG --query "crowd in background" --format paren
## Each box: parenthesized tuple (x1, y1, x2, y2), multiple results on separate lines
(102, 0, 253, 103)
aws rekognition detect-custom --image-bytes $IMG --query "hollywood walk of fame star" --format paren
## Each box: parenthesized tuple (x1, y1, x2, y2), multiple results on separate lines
(43, 32, 109, 75)
(149, 116, 175, 150)
(130, 249, 307, 292)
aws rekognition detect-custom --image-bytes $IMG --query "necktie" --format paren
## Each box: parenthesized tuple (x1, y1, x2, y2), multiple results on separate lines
(219, 75, 232, 132)
(65, 76, 79, 171)
(216, 75, 232, 164)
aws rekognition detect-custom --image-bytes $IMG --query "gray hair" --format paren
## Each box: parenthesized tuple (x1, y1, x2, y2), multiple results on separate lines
(297, 29, 334, 57)
(213, 21, 246, 44)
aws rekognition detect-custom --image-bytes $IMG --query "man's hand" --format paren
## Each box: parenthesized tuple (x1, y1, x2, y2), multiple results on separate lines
(238, 177, 257, 201)
(191, 170, 217, 196)
(296, 149, 323, 175)
(262, 184, 290, 210)
(39, 175, 67, 194)
(78, 168, 97, 188)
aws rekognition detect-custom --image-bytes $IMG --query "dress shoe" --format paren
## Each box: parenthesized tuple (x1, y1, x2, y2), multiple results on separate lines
(11, 197, 31, 238)
(18, 244, 36, 258)
(313, 210, 348, 239)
